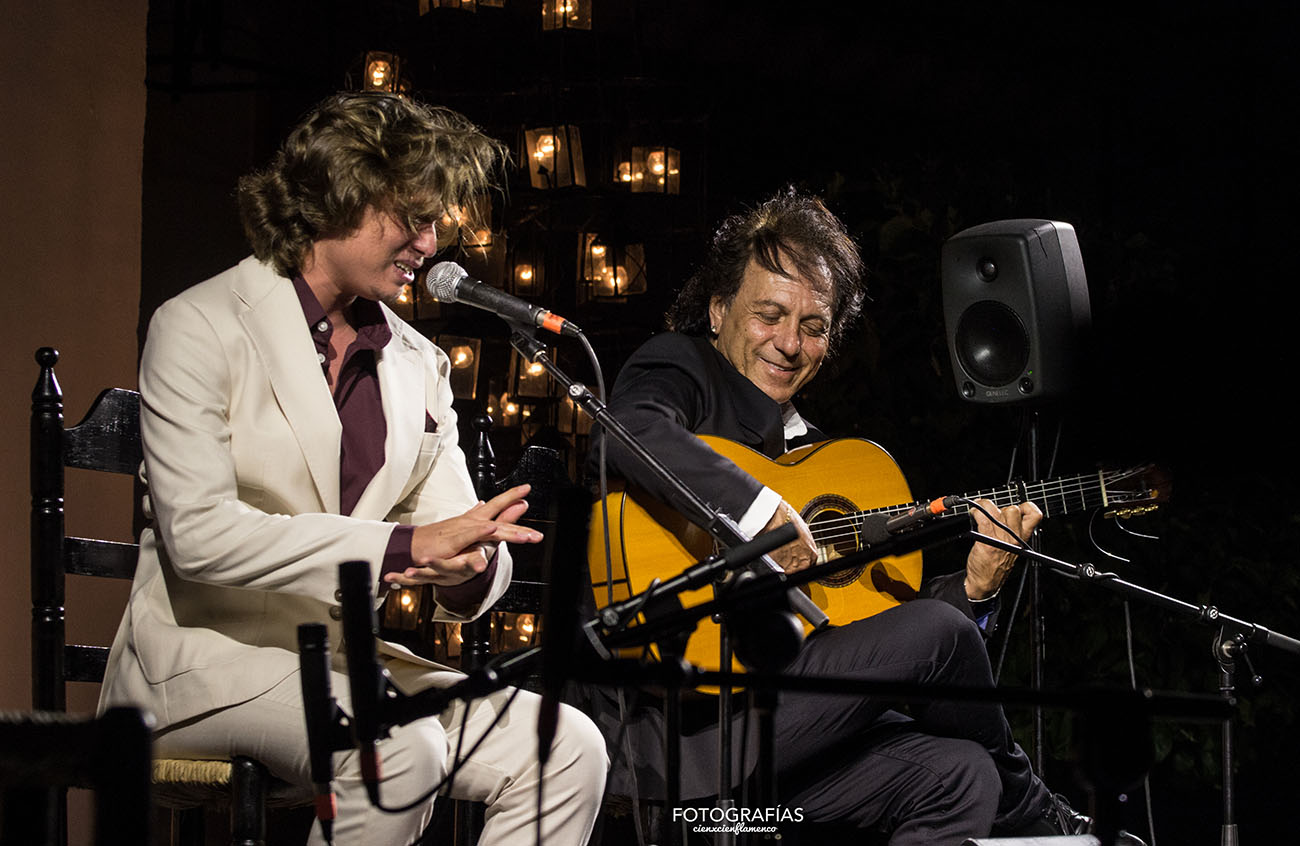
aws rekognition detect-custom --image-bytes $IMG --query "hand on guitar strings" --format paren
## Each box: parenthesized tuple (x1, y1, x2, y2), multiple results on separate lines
(964, 498, 1043, 601)
(761, 499, 819, 574)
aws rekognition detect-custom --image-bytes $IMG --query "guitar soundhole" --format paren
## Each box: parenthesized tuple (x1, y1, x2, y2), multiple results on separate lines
(805, 494, 866, 588)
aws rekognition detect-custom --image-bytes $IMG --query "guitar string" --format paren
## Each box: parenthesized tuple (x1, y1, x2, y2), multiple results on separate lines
(807, 476, 1121, 545)
(804, 472, 1148, 550)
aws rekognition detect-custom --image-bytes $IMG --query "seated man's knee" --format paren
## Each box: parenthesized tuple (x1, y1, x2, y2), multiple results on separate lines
(944, 738, 1000, 823)
(911, 598, 985, 651)
(546, 704, 609, 795)
(370, 717, 449, 804)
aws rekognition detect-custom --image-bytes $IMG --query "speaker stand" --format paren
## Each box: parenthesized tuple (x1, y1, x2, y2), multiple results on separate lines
(1026, 409, 1047, 776)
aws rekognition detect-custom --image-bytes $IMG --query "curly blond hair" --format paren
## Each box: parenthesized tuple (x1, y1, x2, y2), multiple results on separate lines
(237, 92, 507, 277)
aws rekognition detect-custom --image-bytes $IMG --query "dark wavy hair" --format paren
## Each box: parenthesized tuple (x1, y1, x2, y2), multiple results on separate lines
(237, 92, 507, 277)
(666, 186, 866, 354)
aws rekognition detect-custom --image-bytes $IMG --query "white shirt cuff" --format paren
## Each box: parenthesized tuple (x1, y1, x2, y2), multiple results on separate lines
(739, 486, 784, 540)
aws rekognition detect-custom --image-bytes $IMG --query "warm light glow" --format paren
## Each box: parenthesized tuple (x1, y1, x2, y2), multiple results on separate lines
(520, 615, 535, 634)
(400, 591, 414, 608)
(525, 126, 585, 187)
(505, 401, 519, 415)
(591, 243, 606, 257)
(368, 61, 392, 88)
(527, 361, 545, 377)
(647, 150, 666, 175)
(396, 284, 411, 304)
(534, 134, 557, 161)
(449, 345, 474, 368)
(616, 161, 632, 182)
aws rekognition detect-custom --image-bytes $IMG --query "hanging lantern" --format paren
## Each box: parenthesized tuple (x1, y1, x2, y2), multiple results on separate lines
(388, 282, 416, 321)
(507, 239, 546, 297)
(580, 234, 647, 301)
(361, 51, 403, 93)
(510, 348, 554, 399)
(435, 335, 482, 400)
(523, 126, 586, 189)
(630, 146, 681, 194)
(557, 393, 593, 436)
(541, 0, 592, 30)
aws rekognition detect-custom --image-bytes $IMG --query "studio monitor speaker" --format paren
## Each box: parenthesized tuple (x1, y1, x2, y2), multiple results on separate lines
(941, 219, 1091, 404)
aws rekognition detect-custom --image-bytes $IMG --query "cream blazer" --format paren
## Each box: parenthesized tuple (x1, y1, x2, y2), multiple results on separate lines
(99, 256, 510, 728)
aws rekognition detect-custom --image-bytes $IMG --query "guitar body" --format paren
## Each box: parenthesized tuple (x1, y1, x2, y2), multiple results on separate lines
(588, 436, 925, 671)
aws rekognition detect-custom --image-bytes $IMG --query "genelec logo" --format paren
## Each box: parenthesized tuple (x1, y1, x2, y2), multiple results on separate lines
(984, 388, 1011, 397)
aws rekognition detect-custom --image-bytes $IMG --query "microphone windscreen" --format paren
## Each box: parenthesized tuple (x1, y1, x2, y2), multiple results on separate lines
(858, 513, 893, 546)
(425, 261, 467, 301)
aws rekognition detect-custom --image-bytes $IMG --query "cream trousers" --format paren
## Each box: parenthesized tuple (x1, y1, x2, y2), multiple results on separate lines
(154, 655, 608, 846)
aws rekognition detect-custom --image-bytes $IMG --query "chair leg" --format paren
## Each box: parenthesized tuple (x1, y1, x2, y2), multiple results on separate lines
(1, 786, 64, 846)
(229, 758, 267, 846)
(175, 807, 205, 846)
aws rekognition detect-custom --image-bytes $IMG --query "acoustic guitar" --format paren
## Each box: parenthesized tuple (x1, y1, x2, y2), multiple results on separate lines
(587, 436, 1164, 672)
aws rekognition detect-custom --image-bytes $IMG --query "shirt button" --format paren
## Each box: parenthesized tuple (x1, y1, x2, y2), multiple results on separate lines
(317, 353, 327, 364)
(329, 605, 343, 621)
(316, 320, 329, 332)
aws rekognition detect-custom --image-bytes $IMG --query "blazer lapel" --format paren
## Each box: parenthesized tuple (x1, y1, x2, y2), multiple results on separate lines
(234, 259, 343, 513)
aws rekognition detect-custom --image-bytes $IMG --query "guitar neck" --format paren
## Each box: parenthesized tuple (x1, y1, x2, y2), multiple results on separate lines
(842, 470, 1126, 530)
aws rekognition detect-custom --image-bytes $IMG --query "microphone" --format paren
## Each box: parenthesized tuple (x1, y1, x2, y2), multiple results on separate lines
(298, 623, 338, 844)
(884, 495, 962, 535)
(539, 483, 594, 768)
(425, 261, 583, 337)
(338, 560, 388, 804)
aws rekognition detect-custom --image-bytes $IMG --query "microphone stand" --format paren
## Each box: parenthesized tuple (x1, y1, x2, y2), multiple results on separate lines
(507, 324, 829, 846)
(321, 526, 1235, 846)
(969, 531, 1300, 844)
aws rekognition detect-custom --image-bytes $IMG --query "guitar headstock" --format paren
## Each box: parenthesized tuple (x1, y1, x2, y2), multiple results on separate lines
(1099, 464, 1171, 519)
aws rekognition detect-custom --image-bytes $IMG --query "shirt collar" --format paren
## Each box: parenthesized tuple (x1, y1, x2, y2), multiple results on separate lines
(291, 275, 393, 351)
(781, 402, 808, 441)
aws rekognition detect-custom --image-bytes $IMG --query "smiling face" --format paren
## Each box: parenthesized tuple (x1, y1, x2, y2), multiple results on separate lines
(708, 254, 833, 405)
(302, 205, 438, 309)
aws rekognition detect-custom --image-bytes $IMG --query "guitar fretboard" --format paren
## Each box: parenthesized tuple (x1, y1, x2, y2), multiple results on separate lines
(810, 468, 1151, 552)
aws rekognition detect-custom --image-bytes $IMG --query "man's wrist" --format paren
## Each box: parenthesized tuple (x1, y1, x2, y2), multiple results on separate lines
(965, 578, 1000, 603)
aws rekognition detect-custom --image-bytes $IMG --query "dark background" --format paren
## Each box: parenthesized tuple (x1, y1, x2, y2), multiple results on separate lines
(139, 2, 1299, 842)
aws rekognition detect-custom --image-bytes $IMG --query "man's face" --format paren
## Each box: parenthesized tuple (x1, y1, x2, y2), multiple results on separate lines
(708, 255, 833, 405)
(306, 206, 438, 304)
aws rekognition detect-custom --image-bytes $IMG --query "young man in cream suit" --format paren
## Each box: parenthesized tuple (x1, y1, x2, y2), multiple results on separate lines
(99, 92, 607, 845)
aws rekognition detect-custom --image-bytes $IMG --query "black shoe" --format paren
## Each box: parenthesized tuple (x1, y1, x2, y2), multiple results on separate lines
(1001, 793, 1093, 837)
(1045, 793, 1149, 846)
(1045, 792, 1093, 836)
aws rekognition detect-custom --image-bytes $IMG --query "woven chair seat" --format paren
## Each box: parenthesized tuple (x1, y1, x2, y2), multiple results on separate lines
(152, 758, 310, 809)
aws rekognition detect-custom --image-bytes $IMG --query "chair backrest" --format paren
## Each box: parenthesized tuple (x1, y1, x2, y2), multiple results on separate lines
(30, 346, 142, 712)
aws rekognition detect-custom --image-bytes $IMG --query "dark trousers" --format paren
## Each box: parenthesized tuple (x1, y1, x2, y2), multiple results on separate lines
(770, 599, 1049, 846)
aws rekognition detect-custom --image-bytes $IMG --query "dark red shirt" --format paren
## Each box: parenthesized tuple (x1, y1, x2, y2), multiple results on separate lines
(292, 277, 494, 610)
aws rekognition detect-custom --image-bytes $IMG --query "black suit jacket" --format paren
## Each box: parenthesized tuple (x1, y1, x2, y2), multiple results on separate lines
(580, 331, 986, 800)
(599, 331, 822, 524)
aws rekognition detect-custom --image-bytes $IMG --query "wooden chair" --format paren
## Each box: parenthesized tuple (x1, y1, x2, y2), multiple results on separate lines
(28, 347, 305, 846)
(0, 707, 151, 846)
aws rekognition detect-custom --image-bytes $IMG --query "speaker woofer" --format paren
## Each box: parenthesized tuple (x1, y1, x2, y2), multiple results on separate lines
(954, 300, 1029, 387)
